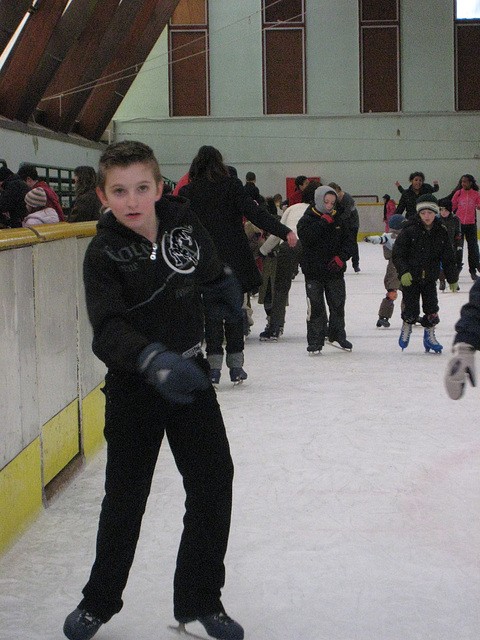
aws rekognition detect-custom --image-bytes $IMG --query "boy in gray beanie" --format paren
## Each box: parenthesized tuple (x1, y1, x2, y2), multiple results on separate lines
(392, 194, 458, 353)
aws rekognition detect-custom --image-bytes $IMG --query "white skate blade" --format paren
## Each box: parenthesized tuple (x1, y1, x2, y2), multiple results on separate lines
(168, 623, 209, 639)
(327, 341, 352, 352)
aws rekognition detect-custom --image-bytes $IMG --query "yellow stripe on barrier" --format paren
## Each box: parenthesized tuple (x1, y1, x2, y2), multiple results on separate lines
(29, 221, 97, 241)
(0, 221, 97, 250)
(0, 228, 39, 249)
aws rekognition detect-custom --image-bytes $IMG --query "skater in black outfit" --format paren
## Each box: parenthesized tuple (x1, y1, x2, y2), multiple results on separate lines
(63, 141, 244, 640)
(392, 194, 458, 353)
(297, 185, 356, 353)
(179, 145, 296, 384)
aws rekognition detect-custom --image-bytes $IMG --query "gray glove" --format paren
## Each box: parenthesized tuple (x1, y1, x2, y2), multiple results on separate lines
(444, 342, 476, 400)
(138, 343, 209, 404)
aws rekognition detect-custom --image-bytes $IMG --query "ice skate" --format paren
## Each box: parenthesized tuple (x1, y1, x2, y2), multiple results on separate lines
(399, 321, 412, 350)
(171, 612, 244, 640)
(423, 327, 443, 353)
(307, 344, 322, 355)
(259, 327, 280, 341)
(63, 608, 103, 640)
(327, 338, 353, 351)
(376, 317, 390, 328)
(229, 367, 247, 384)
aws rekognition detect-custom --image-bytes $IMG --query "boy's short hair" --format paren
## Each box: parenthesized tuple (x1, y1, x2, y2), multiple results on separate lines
(17, 164, 39, 181)
(97, 140, 162, 191)
(245, 171, 256, 181)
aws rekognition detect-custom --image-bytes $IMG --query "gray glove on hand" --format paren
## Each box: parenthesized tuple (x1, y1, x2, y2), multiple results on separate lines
(444, 342, 476, 400)
(138, 343, 209, 404)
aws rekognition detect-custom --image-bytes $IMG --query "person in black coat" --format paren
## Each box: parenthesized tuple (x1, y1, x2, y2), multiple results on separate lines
(63, 141, 245, 640)
(0, 167, 29, 228)
(392, 194, 458, 353)
(179, 145, 296, 384)
(297, 185, 356, 353)
(394, 171, 440, 219)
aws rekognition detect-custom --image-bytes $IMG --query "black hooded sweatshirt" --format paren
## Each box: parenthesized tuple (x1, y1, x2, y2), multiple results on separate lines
(83, 195, 225, 374)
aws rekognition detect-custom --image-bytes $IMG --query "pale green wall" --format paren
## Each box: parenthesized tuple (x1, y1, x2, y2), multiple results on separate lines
(307, 0, 359, 115)
(113, 0, 480, 200)
(114, 30, 169, 119)
(209, 0, 263, 117)
(401, 0, 454, 112)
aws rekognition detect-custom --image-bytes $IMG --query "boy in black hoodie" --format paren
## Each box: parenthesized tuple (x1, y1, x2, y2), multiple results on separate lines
(63, 141, 244, 640)
(392, 194, 458, 353)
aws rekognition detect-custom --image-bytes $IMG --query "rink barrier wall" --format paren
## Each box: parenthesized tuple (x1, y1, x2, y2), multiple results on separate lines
(0, 223, 106, 555)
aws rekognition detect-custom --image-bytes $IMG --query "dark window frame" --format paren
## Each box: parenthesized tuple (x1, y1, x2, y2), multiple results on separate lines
(359, 0, 401, 113)
(455, 8, 480, 111)
(262, 0, 306, 115)
(168, 0, 210, 117)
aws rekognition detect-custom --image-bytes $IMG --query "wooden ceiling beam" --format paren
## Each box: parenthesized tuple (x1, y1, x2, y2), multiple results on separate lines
(76, 0, 181, 141)
(40, 0, 159, 135)
(0, 0, 35, 57)
(0, 0, 70, 121)
(36, 0, 120, 131)
(15, 0, 104, 123)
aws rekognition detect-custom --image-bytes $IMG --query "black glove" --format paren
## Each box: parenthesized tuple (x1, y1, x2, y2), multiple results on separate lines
(202, 267, 243, 322)
(138, 343, 209, 404)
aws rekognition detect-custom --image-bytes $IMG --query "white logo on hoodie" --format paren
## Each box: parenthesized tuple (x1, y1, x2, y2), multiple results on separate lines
(161, 226, 200, 274)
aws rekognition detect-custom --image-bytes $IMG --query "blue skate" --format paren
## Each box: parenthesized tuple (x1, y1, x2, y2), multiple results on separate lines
(423, 327, 443, 353)
(399, 321, 413, 350)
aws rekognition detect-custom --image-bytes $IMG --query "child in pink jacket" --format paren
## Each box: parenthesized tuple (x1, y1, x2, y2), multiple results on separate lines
(451, 174, 480, 281)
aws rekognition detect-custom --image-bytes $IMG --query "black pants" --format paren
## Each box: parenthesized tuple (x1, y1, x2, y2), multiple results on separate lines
(460, 223, 480, 275)
(269, 242, 302, 330)
(305, 277, 346, 347)
(401, 280, 438, 324)
(204, 316, 244, 357)
(79, 365, 234, 623)
(349, 227, 360, 270)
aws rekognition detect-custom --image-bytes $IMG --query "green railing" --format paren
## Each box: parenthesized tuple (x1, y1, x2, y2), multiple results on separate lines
(17, 162, 177, 217)
(19, 162, 76, 213)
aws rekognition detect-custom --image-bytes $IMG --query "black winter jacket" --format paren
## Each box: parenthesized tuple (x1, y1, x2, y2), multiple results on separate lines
(83, 195, 226, 373)
(395, 183, 439, 219)
(0, 174, 29, 227)
(392, 215, 458, 284)
(297, 205, 356, 279)
(179, 176, 291, 292)
(454, 278, 480, 349)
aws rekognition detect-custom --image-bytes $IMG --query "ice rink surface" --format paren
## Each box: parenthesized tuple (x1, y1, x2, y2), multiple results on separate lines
(1, 242, 479, 640)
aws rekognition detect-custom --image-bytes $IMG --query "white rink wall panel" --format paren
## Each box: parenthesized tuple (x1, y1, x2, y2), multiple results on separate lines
(76, 237, 106, 397)
(33, 239, 78, 425)
(0, 248, 39, 470)
(0, 225, 107, 551)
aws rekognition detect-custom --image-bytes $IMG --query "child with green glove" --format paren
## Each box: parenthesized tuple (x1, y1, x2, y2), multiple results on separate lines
(392, 194, 458, 352)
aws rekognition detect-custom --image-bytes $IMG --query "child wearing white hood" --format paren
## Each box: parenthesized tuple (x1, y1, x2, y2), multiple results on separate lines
(22, 187, 60, 227)
(297, 185, 356, 353)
